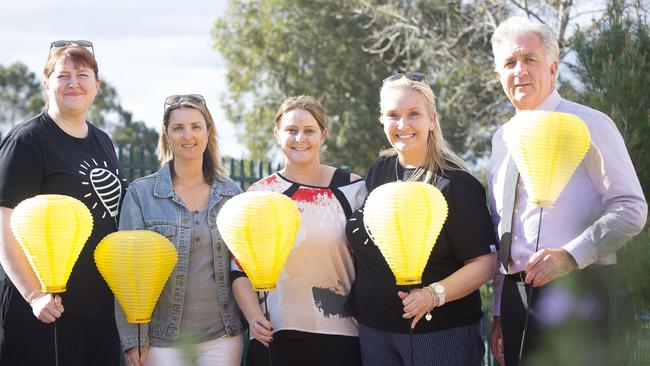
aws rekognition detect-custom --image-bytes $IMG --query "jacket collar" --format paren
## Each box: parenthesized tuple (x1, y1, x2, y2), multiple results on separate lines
(153, 162, 238, 198)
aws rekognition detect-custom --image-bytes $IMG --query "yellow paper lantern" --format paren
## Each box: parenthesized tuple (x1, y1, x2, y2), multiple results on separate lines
(10, 194, 93, 293)
(216, 191, 300, 291)
(364, 182, 448, 285)
(94, 230, 177, 323)
(504, 111, 590, 208)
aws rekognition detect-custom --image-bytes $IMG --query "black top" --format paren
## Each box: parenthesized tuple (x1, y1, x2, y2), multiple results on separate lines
(345, 155, 497, 333)
(0, 112, 126, 317)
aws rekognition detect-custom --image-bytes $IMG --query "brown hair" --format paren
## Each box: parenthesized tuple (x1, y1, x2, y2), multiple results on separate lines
(43, 46, 98, 109)
(156, 98, 227, 183)
(274, 95, 327, 131)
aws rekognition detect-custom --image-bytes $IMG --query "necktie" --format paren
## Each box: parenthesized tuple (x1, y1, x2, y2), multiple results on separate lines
(499, 157, 519, 272)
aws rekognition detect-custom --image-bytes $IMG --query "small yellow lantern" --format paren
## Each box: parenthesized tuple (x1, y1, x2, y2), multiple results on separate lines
(216, 191, 300, 291)
(10, 194, 93, 293)
(364, 182, 448, 285)
(504, 111, 590, 208)
(94, 230, 177, 323)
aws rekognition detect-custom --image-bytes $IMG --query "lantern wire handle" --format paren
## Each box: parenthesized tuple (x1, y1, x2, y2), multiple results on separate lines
(406, 284, 414, 366)
(263, 290, 273, 366)
(518, 208, 543, 366)
(54, 320, 59, 366)
(138, 324, 141, 359)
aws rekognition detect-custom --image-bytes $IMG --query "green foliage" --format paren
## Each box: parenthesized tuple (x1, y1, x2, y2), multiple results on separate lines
(213, 0, 510, 173)
(86, 81, 124, 129)
(363, 0, 510, 160)
(570, 7, 650, 314)
(570, 12, 650, 194)
(111, 118, 159, 150)
(213, 0, 394, 173)
(0, 62, 43, 128)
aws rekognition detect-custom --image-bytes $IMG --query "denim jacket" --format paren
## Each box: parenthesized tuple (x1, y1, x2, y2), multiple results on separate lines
(115, 163, 243, 351)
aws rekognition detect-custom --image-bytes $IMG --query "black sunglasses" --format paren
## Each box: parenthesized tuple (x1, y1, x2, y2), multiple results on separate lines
(164, 94, 206, 111)
(383, 72, 428, 84)
(49, 40, 95, 55)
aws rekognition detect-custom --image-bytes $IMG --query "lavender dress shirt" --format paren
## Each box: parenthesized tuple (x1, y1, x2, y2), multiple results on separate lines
(489, 90, 647, 315)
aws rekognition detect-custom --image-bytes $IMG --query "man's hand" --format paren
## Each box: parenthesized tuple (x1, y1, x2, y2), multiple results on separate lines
(489, 317, 505, 366)
(524, 248, 577, 287)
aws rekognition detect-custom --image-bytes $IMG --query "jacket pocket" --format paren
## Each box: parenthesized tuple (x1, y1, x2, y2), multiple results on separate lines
(144, 222, 178, 244)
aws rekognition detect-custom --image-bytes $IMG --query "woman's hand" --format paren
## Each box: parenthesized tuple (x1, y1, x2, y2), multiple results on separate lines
(29, 293, 64, 323)
(126, 346, 149, 366)
(398, 287, 434, 329)
(249, 313, 273, 347)
(489, 317, 505, 366)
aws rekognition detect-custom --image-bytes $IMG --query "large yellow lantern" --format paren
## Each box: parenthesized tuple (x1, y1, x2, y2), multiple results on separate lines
(10, 194, 93, 293)
(94, 230, 177, 323)
(216, 191, 300, 291)
(504, 111, 590, 208)
(364, 182, 448, 285)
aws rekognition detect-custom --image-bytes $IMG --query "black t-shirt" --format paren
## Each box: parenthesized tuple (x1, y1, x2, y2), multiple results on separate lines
(0, 112, 126, 317)
(345, 155, 497, 333)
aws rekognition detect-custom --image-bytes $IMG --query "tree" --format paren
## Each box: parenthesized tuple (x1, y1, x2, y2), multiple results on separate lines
(213, 0, 518, 173)
(111, 111, 159, 149)
(0, 62, 43, 129)
(214, 0, 401, 173)
(570, 1, 650, 313)
(354, 0, 510, 162)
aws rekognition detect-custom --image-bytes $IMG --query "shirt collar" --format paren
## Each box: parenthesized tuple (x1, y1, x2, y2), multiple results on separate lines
(518, 89, 562, 112)
(154, 163, 174, 198)
(153, 162, 239, 199)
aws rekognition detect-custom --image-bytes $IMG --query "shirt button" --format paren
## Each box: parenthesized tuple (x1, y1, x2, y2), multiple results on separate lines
(194, 210, 199, 214)
(195, 221, 199, 225)
(195, 237, 199, 242)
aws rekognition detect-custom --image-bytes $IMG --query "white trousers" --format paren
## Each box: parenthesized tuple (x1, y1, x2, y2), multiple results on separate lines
(145, 335, 243, 366)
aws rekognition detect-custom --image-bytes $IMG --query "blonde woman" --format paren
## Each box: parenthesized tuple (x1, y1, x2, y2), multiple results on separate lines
(117, 95, 243, 366)
(345, 73, 497, 365)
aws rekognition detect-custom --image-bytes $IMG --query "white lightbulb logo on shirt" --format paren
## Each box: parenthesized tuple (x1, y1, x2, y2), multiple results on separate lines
(79, 159, 124, 219)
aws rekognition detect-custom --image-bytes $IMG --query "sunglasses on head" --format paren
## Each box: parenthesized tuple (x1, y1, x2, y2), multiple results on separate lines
(164, 94, 206, 111)
(49, 40, 94, 55)
(383, 72, 427, 84)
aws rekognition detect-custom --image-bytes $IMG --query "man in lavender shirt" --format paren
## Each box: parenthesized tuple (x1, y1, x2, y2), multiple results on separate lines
(487, 16, 647, 366)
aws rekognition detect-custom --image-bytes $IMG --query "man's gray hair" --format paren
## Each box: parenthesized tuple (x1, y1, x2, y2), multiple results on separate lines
(491, 16, 560, 68)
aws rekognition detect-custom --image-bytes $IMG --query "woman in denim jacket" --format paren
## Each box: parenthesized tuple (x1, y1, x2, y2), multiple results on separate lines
(116, 94, 243, 366)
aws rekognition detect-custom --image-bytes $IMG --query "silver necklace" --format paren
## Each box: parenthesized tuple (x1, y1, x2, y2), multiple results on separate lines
(395, 157, 434, 184)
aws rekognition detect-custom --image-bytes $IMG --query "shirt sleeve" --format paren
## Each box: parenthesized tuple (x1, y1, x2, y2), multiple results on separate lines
(562, 114, 647, 268)
(492, 272, 504, 316)
(445, 177, 499, 262)
(117, 184, 145, 231)
(230, 256, 247, 282)
(0, 135, 45, 208)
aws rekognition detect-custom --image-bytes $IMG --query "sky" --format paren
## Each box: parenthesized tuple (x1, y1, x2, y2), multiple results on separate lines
(0, 0, 247, 158)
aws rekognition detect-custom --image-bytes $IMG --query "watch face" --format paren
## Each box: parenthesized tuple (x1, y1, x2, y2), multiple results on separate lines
(433, 283, 445, 294)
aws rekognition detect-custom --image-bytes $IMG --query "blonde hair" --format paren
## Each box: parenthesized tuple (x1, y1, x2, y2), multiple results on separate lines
(156, 97, 227, 182)
(379, 76, 467, 182)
